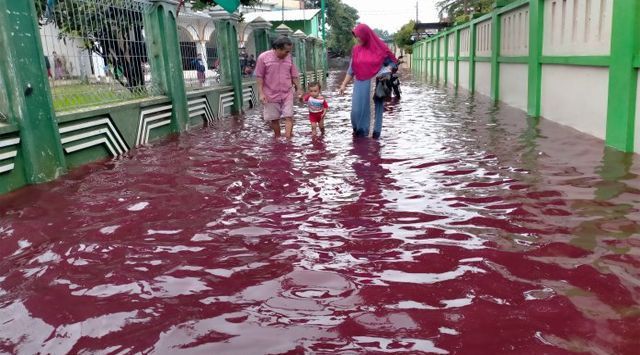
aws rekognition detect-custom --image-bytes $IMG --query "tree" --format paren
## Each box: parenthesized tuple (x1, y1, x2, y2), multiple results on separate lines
(188, 0, 261, 11)
(34, 0, 260, 93)
(326, 0, 358, 56)
(35, 0, 148, 92)
(303, 0, 359, 57)
(436, 0, 494, 24)
(373, 29, 392, 42)
(394, 20, 415, 55)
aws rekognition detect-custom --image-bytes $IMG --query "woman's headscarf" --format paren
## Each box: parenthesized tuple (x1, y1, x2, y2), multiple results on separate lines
(351, 23, 398, 81)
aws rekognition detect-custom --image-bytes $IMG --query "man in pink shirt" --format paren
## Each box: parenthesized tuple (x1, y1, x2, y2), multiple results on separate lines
(255, 36, 303, 138)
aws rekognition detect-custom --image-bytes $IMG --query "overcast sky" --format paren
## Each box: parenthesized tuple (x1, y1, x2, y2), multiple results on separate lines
(341, 0, 439, 33)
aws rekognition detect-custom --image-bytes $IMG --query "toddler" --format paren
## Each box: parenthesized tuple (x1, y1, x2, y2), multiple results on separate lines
(302, 82, 329, 135)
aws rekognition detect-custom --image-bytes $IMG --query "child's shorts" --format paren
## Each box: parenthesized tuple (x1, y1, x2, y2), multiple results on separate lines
(309, 111, 324, 123)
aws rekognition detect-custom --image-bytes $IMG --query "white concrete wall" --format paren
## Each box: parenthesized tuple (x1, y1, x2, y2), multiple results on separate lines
(459, 62, 470, 90)
(499, 63, 528, 110)
(543, 0, 613, 56)
(475, 20, 492, 57)
(440, 61, 446, 81)
(40, 23, 93, 79)
(501, 5, 530, 56)
(541, 65, 609, 139)
(460, 28, 471, 57)
(475, 62, 492, 96)
(439, 37, 446, 58)
(635, 72, 640, 153)
(448, 34, 455, 57)
(447, 62, 455, 85)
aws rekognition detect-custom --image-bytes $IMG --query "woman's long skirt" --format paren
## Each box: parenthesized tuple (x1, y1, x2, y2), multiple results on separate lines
(351, 79, 384, 138)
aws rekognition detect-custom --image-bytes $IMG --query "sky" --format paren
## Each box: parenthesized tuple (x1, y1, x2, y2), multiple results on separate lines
(341, 0, 439, 33)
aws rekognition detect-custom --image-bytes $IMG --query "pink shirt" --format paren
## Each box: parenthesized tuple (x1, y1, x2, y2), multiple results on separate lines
(255, 50, 300, 102)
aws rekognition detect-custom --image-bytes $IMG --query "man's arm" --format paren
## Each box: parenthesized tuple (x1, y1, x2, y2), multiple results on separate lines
(290, 59, 303, 99)
(292, 76, 302, 99)
(256, 77, 267, 104)
(255, 55, 267, 104)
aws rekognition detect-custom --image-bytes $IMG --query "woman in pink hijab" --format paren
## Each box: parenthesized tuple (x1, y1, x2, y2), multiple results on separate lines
(339, 23, 397, 138)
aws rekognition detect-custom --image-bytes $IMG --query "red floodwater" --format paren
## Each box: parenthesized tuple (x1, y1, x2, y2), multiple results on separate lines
(1, 71, 640, 354)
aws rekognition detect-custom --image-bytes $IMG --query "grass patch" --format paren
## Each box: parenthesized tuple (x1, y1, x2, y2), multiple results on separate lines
(51, 83, 150, 112)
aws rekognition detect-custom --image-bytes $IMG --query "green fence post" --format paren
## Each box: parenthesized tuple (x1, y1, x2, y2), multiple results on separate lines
(146, 0, 190, 131)
(293, 30, 308, 87)
(430, 41, 435, 81)
(455, 29, 461, 89)
(436, 37, 441, 83)
(422, 42, 426, 77)
(444, 34, 449, 84)
(311, 37, 318, 76)
(469, 23, 477, 94)
(251, 17, 273, 57)
(527, 0, 544, 117)
(316, 40, 324, 80)
(490, 12, 502, 102)
(228, 21, 243, 113)
(213, 11, 243, 114)
(0, 0, 66, 183)
(605, 0, 640, 152)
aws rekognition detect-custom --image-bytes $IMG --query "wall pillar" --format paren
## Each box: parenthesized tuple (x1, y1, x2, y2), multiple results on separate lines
(146, 0, 190, 131)
(527, 0, 544, 117)
(211, 11, 243, 114)
(469, 23, 477, 94)
(444, 35, 449, 84)
(490, 12, 501, 102)
(293, 30, 308, 87)
(454, 29, 461, 89)
(250, 17, 273, 57)
(605, 0, 640, 152)
(436, 37, 441, 83)
(0, 0, 66, 183)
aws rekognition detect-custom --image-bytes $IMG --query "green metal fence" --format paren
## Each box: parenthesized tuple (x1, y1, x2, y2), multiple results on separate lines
(0, 0, 328, 195)
(39, 0, 163, 112)
(412, 0, 640, 153)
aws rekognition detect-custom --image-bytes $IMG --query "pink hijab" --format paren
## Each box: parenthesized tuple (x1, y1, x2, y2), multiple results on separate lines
(351, 23, 398, 81)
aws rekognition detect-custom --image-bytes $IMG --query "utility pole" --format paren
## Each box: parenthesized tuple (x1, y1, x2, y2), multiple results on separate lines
(416, 1, 418, 23)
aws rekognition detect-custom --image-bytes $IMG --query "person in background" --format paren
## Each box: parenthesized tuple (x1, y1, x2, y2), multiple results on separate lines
(53, 51, 65, 79)
(191, 53, 206, 86)
(240, 52, 248, 77)
(390, 65, 401, 99)
(44, 56, 52, 79)
(339, 23, 398, 139)
(255, 36, 303, 138)
(245, 54, 256, 76)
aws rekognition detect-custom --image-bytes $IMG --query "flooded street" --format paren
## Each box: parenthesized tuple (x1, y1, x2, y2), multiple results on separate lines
(1, 70, 639, 354)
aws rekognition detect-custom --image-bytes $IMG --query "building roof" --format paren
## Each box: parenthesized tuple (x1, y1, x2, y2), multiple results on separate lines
(243, 9, 321, 23)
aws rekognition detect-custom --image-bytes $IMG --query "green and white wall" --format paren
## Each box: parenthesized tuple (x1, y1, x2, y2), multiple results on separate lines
(412, 0, 640, 154)
(0, 0, 326, 196)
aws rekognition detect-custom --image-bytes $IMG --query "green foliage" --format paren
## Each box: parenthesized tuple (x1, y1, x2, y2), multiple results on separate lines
(305, 0, 359, 56)
(436, 0, 495, 24)
(373, 28, 392, 42)
(325, 0, 358, 56)
(189, 0, 261, 11)
(35, 0, 148, 91)
(394, 20, 415, 55)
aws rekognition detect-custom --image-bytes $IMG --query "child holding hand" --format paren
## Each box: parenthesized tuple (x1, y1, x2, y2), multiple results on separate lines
(301, 82, 329, 135)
